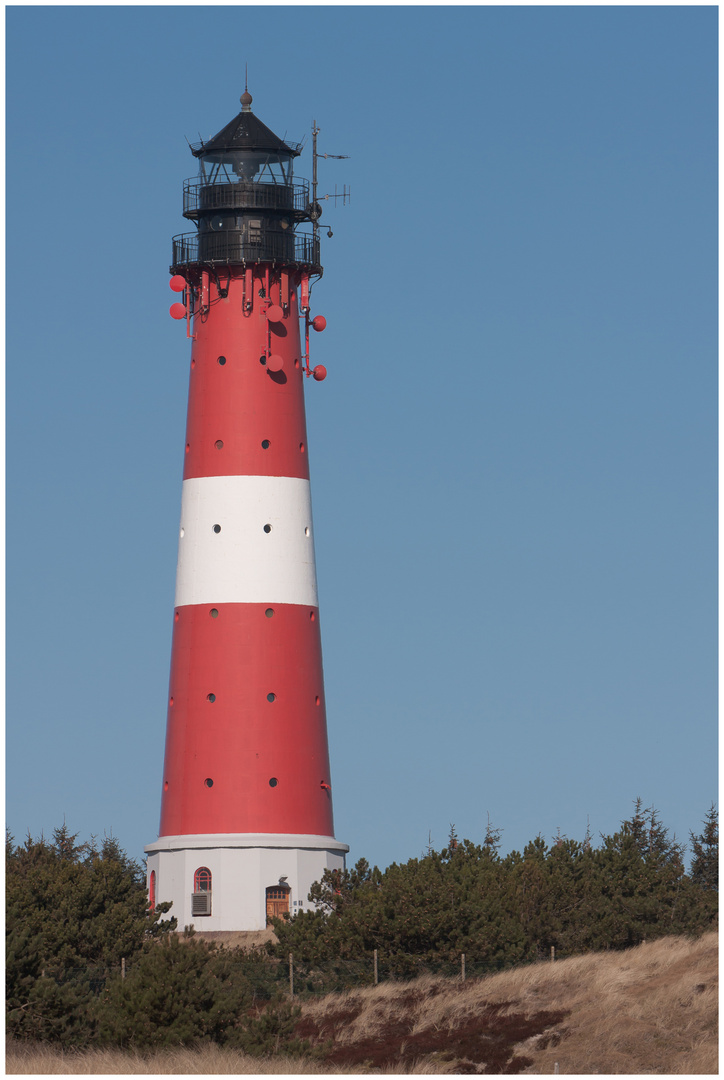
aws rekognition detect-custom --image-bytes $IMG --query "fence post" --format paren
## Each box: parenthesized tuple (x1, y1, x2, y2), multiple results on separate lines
(550, 946, 555, 962)
(373, 949, 378, 985)
(121, 957, 126, 980)
(461, 953, 466, 982)
(289, 952, 294, 998)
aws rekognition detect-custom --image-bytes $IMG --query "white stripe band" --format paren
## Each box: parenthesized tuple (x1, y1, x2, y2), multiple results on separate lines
(174, 475, 319, 607)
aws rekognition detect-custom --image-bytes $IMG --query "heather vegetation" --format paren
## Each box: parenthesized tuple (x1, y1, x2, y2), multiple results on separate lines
(6, 801, 717, 1061)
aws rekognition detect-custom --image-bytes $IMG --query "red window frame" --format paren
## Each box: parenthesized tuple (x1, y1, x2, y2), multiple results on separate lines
(194, 866, 212, 892)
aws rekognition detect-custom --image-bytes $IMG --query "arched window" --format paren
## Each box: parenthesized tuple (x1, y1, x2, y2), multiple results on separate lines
(149, 870, 156, 910)
(192, 867, 212, 916)
(194, 866, 212, 892)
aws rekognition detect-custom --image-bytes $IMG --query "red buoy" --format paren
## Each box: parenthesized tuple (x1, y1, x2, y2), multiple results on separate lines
(311, 315, 327, 332)
(313, 365, 327, 381)
(266, 353, 284, 372)
(169, 275, 187, 293)
(169, 302, 187, 319)
(265, 305, 284, 322)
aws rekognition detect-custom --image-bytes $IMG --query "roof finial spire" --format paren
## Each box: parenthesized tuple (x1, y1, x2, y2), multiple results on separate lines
(241, 66, 253, 111)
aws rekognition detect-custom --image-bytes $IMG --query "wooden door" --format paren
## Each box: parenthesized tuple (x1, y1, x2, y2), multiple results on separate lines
(266, 885, 290, 923)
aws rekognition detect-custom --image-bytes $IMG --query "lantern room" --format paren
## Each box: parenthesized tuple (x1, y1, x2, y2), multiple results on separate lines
(172, 89, 319, 271)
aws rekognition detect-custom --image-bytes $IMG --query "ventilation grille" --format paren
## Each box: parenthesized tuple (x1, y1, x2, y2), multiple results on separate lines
(192, 891, 212, 916)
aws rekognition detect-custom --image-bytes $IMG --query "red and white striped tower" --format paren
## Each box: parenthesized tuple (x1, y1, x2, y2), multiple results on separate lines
(145, 88, 347, 932)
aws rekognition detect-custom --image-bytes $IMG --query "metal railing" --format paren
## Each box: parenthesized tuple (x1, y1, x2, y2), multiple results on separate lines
(171, 229, 321, 270)
(183, 178, 310, 218)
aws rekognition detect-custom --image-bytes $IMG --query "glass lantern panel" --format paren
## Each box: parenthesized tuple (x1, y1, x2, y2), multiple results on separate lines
(199, 150, 293, 185)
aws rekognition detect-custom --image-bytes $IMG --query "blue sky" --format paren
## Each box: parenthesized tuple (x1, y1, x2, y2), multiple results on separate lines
(6, 5, 717, 872)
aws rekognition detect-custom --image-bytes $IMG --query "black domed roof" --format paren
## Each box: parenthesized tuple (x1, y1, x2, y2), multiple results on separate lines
(191, 95, 302, 158)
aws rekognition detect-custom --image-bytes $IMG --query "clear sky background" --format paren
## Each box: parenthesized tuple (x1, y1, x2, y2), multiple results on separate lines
(7, 5, 717, 873)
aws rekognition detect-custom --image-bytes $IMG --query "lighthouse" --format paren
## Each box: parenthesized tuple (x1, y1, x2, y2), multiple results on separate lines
(145, 88, 348, 932)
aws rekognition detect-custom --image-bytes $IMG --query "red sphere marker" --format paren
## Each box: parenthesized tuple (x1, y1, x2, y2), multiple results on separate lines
(169, 275, 187, 292)
(170, 302, 187, 319)
(266, 353, 284, 372)
(311, 315, 327, 332)
(313, 365, 327, 381)
(265, 305, 284, 322)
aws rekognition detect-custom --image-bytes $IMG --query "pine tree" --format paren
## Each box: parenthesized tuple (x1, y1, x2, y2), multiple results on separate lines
(6, 826, 176, 1044)
(689, 805, 718, 891)
(99, 936, 252, 1048)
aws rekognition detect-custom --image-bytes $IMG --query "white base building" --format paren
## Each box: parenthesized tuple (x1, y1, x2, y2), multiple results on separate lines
(145, 833, 348, 932)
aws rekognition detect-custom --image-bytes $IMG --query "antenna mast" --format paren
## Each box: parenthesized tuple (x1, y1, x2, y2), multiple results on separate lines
(309, 121, 350, 251)
(311, 121, 320, 255)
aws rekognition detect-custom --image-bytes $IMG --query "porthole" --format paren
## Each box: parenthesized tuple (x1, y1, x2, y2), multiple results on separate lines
(210, 608, 219, 618)
(294, 359, 300, 369)
(185, 444, 190, 454)
(259, 355, 267, 366)
(164, 781, 169, 791)
(213, 524, 221, 534)
(207, 693, 216, 703)
(204, 778, 214, 787)
(217, 356, 227, 366)
(300, 442, 305, 453)
(269, 777, 278, 788)
(310, 611, 316, 621)
(191, 359, 196, 369)
(305, 527, 310, 537)
(315, 696, 320, 706)
(265, 608, 274, 618)
(214, 440, 224, 450)
(267, 693, 276, 703)
(261, 439, 270, 449)
(174, 611, 180, 622)
(263, 524, 272, 534)
(169, 696, 174, 707)
(179, 527, 185, 538)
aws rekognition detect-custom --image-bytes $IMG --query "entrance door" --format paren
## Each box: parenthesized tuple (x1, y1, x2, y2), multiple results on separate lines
(266, 885, 290, 923)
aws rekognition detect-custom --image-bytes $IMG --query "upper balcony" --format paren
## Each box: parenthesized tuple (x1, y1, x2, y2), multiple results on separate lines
(170, 229, 321, 273)
(183, 178, 311, 220)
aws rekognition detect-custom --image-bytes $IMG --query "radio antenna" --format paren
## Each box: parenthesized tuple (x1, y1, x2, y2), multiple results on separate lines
(309, 122, 350, 251)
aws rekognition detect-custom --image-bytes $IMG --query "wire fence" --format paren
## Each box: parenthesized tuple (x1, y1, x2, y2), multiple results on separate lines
(281, 950, 548, 998)
(35, 945, 558, 1004)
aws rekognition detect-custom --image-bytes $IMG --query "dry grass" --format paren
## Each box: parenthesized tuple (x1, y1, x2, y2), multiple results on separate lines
(4, 1043, 360, 1074)
(7, 931, 718, 1074)
(511, 930, 718, 1074)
